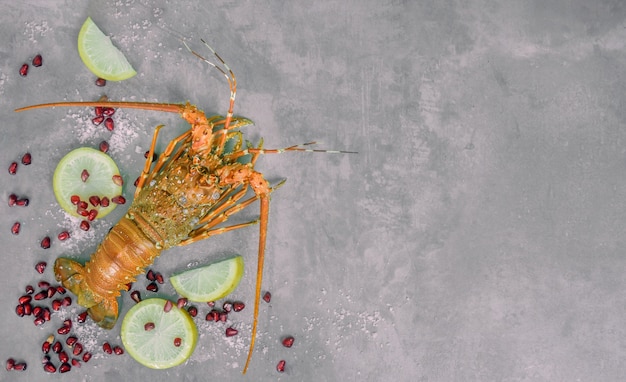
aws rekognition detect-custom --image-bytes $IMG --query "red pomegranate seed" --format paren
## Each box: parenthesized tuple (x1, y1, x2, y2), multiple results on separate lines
(8, 193, 18, 206)
(146, 269, 155, 281)
(79, 220, 90, 231)
(163, 300, 172, 312)
(52, 341, 62, 353)
(89, 195, 101, 207)
(19, 63, 28, 77)
(232, 301, 245, 312)
(72, 343, 83, 356)
(92, 115, 104, 126)
(25, 285, 35, 294)
(42, 308, 51, 321)
(87, 209, 98, 221)
(32, 54, 42, 67)
(15, 305, 24, 317)
(282, 336, 295, 348)
(8, 161, 17, 175)
(263, 291, 271, 303)
(99, 140, 110, 153)
(70, 195, 80, 205)
(95, 77, 106, 86)
(51, 299, 62, 311)
(40, 236, 51, 249)
(33, 306, 43, 317)
(219, 312, 228, 322)
(113, 346, 124, 355)
(21, 153, 32, 165)
(177, 298, 188, 309)
(34, 316, 45, 326)
(112, 174, 123, 186)
(173, 337, 182, 347)
(130, 290, 141, 303)
(225, 327, 238, 337)
(6, 358, 15, 371)
(144, 322, 155, 331)
(187, 306, 198, 317)
(146, 282, 158, 293)
(38, 280, 50, 288)
(57, 325, 70, 335)
(23, 303, 32, 315)
(102, 342, 112, 354)
(13, 362, 27, 371)
(155, 272, 164, 284)
(18, 295, 32, 304)
(11, 222, 21, 235)
(222, 302, 232, 312)
(58, 350, 69, 363)
(95, 106, 103, 116)
(47, 286, 57, 298)
(111, 195, 126, 204)
(205, 311, 216, 322)
(66, 336, 77, 347)
(42, 336, 53, 353)
(34, 291, 47, 300)
(104, 117, 114, 131)
(100, 196, 110, 207)
(102, 107, 115, 116)
(76, 205, 88, 217)
(71, 358, 81, 368)
(78, 200, 88, 209)
(82, 352, 92, 362)
(59, 362, 71, 373)
(276, 360, 286, 373)
(62, 296, 72, 306)
(207, 301, 215, 308)
(16, 198, 29, 206)
(57, 286, 66, 294)
(81, 169, 89, 182)
(43, 362, 56, 373)
(58, 231, 70, 241)
(77, 311, 88, 323)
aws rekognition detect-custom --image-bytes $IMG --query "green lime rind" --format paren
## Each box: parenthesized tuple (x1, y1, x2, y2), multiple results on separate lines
(121, 298, 198, 369)
(78, 17, 137, 81)
(52, 147, 122, 218)
(170, 256, 244, 302)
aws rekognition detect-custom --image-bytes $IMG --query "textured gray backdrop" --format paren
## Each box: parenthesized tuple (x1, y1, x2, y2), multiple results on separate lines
(1, 1, 626, 381)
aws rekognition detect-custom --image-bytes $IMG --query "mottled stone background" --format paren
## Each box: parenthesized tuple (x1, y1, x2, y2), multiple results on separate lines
(1, 1, 626, 381)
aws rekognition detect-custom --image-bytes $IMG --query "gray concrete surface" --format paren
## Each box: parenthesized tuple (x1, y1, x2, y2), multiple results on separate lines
(1, 0, 626, 381)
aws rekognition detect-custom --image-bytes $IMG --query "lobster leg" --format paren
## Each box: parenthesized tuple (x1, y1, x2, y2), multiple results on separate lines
(135, 124, 164, 196)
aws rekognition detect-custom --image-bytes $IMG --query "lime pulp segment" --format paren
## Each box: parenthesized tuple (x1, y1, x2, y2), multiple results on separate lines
(170, 256, 244, 302)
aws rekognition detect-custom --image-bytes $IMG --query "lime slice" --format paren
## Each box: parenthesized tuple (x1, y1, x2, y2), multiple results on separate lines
(53, 147, 122, 218)
(170, 256, 244, 302)
(122, 298, 198, 369)
(77, 17, 136, 81)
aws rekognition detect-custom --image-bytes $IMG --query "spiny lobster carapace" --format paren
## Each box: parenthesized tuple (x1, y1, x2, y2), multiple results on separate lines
(16, 40, 353, 373)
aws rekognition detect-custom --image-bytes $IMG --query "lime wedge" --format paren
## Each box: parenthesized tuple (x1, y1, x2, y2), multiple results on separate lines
(122, 298, 198, 369)
(53, 147, 122, 218)
(170, 256, 244, 302)
(77, 17, 136, 81)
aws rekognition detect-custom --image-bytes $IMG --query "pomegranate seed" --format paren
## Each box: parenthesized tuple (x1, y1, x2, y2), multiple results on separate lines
(225, 327, 238, 337)
(95, 106, 103, 116)
(144, 322, 155, 331)
(42, 337, 53, 353)
(23, 303, 32, 315)
(282, 336, 295, 348)
(8, 161, 17, 174)
(134, 177, 140, 187)
(263, 291, 271, 303)
(43, 362, 56, 373)
(38, 281, 50, 288)
(47, 286, 57, 298)
(21, 153, 32, 165)
(25, 285, 34, 294)
(146, 269, 155, 281)
(222, 302, 232, 312)
(42, 308, 51, 321)
(187, 306, 198, 317)
(15, 305, 24, 317)
(33, 306, 43, 317)
(34, 316, 45, 326)
(95, 77, 106, 86)
(81, 169, 89, 182)
(11, 222, 21, 235)
(89, 195, 101, 207)
(19, 63, 28, 77)
(130, 290, 141, 303)
(17, 198, 29, 206)
(100, 196, 110, 207)
(77, 311, 88, 323)
(102, 107, 115, 116)
(112, 174, 123, 186)
(102, 342, 112, 354)
(205, 311, 216, 322)
(220, 312, 228, 322)
(72, 343, 83, 356)
(276, 360, 286, 373)
(79, 220, 90, 231)
(32, 54, 42, 67)
(99, 140, 110, 153)
(209, 310, 220, 321)
(59, 362, 71, 373)
(113, 346, 124, 355)
(177, 298, 188, 309)
(58, 231, 70, 241)
(52, 341, 62, 353)
(163, 300, 172, 312)
(71, 358, 81, 368)
(77, 206, 88, 217)
(57, 325, 70, 335)
(18, 295, 32, 304)
(62, 296, 72, 306)
(82, 352, 92, 362)
(111, 195, 126, 204)
(87, 209, 98, 221)
(70, 195, 81, 205)
(40, 236, 51, 249)
(92, 115, 104, 125)
(35, 262, 47, 274)
(58, 350, 69, 363)
(207, 301, 215, 308)
(173, 337, 182, 347)
(155, 272, 164, 284)
(57, 286, 66, 294)
(34, 291, 47, 300)
(232, 301, 245, 312)
(64, 319, 72, 329)
(13, 362, 27, 371)
(6, 358, 15, 371)
(104, 117, 114, 131)
(66, 336, 77, 346)
(8, 193, 18, 206)
(145, 282, 157, 292)
(51, 299, 62, 311)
